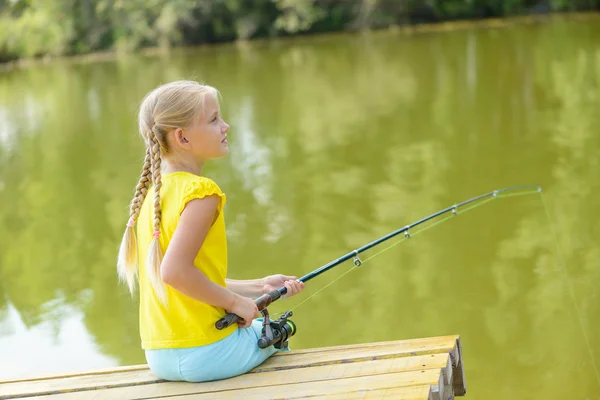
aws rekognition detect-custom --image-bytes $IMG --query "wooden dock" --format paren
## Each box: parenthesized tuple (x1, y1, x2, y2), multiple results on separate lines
(0, 335, 466, 399)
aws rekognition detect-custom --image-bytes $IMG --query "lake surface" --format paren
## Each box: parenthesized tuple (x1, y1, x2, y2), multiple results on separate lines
(1, 14, 600, 399)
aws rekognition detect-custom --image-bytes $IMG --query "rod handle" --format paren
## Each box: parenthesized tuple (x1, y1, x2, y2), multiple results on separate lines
(215, 312, 239, 330)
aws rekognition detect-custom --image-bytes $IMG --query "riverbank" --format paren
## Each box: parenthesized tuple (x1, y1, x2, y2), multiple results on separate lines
(1, 11, 599, 73)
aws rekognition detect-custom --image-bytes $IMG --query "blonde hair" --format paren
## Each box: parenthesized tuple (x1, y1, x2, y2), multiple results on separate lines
(117, 80, 219, 305)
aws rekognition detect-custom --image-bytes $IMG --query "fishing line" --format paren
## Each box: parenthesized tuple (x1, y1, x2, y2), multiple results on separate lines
(540, 193, 600, 388)
(277, 188, 538, 315)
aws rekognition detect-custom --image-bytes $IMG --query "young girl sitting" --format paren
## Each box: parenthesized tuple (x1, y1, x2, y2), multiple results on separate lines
(117, 80, 304, 382)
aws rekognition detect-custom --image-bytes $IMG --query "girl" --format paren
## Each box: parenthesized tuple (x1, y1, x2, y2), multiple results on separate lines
(116, 80, 304, 382)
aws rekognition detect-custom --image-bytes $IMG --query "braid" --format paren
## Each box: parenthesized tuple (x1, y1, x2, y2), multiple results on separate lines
(130, 147, 152, 221)
(146, 126, 167, 305)
(150, 128, 162, 236)
(117, 146, 152, 294)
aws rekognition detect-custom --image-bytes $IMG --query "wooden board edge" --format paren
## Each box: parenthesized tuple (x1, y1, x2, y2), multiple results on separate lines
(430, 362, 449, 400)
(140, 370, 444, 400)
(431, 357, 459, 400)
(0, 365, 151, 385)
(451, 336, 467, 396)
(288, 384, 434, 400)
(274, 335, 461, 356)
(252, 346, 454, 373)
(0, 379, 165, 400)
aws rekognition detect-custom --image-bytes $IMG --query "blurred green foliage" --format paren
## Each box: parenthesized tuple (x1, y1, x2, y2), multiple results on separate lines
(1, 0, 599, 62)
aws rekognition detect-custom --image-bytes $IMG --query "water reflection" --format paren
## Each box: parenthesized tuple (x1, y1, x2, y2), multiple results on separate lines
(0, 301, 117, 377)
(229, 96, 274, 207)
(0, 16, 599, 398)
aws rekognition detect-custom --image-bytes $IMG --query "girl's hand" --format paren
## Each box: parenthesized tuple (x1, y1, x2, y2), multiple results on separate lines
(262, 274, 305, 299)
(228, 294, 259, 328)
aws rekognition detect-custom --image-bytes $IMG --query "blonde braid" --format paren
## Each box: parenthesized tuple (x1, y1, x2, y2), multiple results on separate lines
(117, 147, 152, 294)
(150, 127, 163, 235)
(130, 148, 152, 221)
(146, 126, 167, 305)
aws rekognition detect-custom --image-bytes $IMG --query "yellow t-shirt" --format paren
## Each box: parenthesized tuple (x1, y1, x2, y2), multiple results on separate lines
(136, 171, 237, 349)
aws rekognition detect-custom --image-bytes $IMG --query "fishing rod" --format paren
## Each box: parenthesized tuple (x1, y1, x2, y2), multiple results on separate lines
(215, 185, 542, 348)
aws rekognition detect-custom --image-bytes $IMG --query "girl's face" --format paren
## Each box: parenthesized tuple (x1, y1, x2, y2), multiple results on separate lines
(180, 95, 230, 162)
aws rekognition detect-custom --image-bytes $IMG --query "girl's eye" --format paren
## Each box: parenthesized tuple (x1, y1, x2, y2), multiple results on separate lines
(211, 117, 217, 123)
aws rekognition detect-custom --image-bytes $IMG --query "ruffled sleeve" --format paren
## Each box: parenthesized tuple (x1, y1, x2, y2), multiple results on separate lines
(178, 177, 226, 216)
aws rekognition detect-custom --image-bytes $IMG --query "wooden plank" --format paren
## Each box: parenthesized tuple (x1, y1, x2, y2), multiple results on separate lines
(253, 338, 458, 372)
(1, 338, 458, 398)
(305, 385, 433, 400)
(143, 369, 444, 400)
(0, 365, 149, 385)
(0, 370, 163, 399)
(274, 336, 459, 356)
(32, 357, 447, 400)
(43, 369, 439, 400)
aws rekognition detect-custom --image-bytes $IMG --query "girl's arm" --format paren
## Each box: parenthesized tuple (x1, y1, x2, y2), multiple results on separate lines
(161, 195, 258, 327)
(226, 276, 305, 298)
(225, 278, 264, 298)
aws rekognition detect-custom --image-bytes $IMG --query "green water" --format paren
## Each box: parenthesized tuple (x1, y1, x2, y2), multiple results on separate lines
(1, 16, 600, 399)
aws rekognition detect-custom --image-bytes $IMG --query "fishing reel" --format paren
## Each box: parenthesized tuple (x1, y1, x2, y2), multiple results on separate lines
(257, 309, 296, 349)
(214, 288, 296, 348)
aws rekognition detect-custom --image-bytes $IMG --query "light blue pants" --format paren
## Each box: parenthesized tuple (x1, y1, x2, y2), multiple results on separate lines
(145, 320, 284, 382)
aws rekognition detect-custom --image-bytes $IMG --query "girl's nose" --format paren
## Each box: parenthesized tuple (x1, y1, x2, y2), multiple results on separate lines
(222, 122, 230, 133)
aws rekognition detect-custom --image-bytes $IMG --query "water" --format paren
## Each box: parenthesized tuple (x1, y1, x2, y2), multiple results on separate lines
(1, 15, 600, 399)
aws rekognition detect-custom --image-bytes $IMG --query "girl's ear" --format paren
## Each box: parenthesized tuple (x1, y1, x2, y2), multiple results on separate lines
(174, 128, 190, 148)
